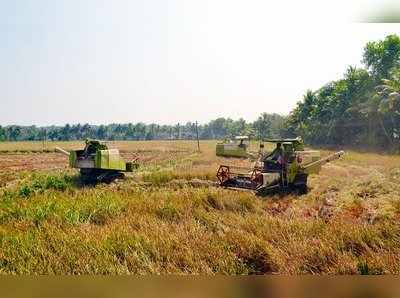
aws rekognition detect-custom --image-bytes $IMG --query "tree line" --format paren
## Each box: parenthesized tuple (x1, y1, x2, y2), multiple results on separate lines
(0, 113, 286, 142)
(2, 35, 399, 151)
(285, 34, 400, 151)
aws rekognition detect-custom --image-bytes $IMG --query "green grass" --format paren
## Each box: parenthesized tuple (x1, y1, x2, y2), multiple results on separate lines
(0, 140, 399, 274)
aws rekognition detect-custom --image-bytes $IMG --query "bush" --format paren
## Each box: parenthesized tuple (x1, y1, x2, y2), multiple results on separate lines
(17, 174, 73, 198)
(44, 176, 68, 191)
(18, 185, 32, 198)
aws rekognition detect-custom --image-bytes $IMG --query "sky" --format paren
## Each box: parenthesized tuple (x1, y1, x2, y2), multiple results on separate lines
(1, 0, 400, 126)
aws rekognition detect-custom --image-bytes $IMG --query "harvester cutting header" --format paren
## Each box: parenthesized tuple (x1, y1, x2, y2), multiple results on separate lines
(217, 137, 344, 195)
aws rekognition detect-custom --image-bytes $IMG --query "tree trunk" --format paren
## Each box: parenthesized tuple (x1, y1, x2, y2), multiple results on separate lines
(379, 116, 394, 148)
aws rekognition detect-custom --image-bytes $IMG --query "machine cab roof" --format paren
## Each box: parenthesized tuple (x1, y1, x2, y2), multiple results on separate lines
(263, 137, 304, 151)
(263, 137, 302, 144)
(234, 136, 249, 140)
(85, 139, 107, 145)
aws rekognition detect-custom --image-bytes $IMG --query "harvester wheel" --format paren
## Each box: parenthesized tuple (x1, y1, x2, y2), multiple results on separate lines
(293, 174, 308, 195)
(100, 172, 125, 184)
(79, 168, 98, 184)
(296, 183, 308, 195)
(79, 169, 124, 184)
(94, 171, 125, 184)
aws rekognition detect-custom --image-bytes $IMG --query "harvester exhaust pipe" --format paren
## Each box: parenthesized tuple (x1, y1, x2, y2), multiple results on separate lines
(55, 147, 70, 156)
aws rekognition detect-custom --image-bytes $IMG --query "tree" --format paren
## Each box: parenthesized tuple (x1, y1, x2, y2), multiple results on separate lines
(254, 113, 273, 139)
(0, 126, 5, 141)
(61, 124, 71, 141)
(6, 126, 21, 141)
(97, 125, 107, 140)
(363, 34, 400, 80)
(377, 68, 400, 113)
(208, 118, 228, 139)
(285, 34, 400, 150)
(375, 68, 400, 148)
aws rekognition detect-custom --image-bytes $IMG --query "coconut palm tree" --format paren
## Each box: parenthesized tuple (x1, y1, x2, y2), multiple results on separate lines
(375, 69, 400, 149)
(377, 69, 400, 113)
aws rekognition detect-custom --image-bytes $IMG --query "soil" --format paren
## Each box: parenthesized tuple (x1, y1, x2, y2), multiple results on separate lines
(0, 150, 191, 172)
(0, 153, 68, 172)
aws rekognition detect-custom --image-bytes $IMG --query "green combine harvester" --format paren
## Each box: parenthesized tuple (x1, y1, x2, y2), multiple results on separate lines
(216, 137, 344, 195)
(56, 139, 138, 183)
(216, 136, 250, 158)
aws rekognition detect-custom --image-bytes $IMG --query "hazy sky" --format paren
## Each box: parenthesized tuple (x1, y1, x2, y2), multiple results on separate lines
(1, 0, 399, 126)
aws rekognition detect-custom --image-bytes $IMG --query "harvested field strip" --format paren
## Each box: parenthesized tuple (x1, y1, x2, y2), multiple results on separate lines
(0, 140, 399, 274)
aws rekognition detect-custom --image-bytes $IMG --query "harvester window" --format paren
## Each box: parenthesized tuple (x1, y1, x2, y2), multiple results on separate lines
(83, 142, 102, 157)
(264, 143, 284, 171)
(86, 145, 97, 155)
(283, 143, 295, 162)
(268, 143, 283, 161)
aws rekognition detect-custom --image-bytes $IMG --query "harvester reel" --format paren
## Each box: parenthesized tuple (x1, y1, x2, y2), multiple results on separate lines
(250, 168, 262, 183)
(217, 165, 230, 184)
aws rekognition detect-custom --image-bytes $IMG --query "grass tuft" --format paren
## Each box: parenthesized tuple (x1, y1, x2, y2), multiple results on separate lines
(156, 203, 181, 222)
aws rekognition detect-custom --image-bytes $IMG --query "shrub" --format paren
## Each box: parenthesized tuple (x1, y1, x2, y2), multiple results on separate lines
(18, 185, 32, 198)
(17, 174, 73, 198)
(44, 176, 68, 191)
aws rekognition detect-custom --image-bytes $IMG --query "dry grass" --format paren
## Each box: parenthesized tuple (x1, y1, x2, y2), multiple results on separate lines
(0, 140, 399, 274)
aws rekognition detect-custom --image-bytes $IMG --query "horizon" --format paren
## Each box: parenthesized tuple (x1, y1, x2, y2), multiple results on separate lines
(0, 113, 286, 128)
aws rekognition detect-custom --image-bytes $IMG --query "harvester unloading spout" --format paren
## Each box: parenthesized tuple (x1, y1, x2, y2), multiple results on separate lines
(55, 147, 70, 156)
(301, 150, 344, 175)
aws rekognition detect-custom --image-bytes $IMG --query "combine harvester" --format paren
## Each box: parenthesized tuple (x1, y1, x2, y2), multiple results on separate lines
(216, 137, 344, 195)
(56, 139, 138, 183)
(216, 136, 251, 158)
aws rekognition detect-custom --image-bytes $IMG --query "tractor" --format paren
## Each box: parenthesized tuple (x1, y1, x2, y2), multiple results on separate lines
(56, 139, 138, 183)
(216, 137, 344, 195)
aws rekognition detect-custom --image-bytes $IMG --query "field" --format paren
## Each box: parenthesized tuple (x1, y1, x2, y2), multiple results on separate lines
(0, 140, 399, 274)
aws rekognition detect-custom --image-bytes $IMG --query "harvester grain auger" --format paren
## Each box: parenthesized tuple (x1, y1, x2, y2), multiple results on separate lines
(56, 139, 138, 183)
(216, 137, 344, 195)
